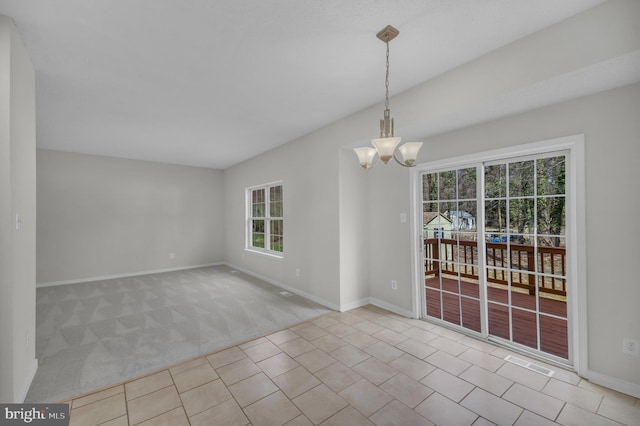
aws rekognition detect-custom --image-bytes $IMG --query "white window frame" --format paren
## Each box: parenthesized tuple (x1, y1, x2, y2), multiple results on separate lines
(246, 181, 284, 258)
(410, 135, 586, 375)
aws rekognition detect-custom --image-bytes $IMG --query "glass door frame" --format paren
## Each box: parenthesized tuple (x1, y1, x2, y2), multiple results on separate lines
(409, 135, 587, 374)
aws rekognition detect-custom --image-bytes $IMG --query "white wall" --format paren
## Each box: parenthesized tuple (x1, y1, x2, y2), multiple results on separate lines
(223, 131, 345, 309)
(369, 82, 640, 393)
(0, 16, 37, 403)
(36, 150, 225, 284)
(394, 0, 640, 141)
(367, 163, 414, 312)
(338, 148, 370, 309)
(223, 0, 640, 395)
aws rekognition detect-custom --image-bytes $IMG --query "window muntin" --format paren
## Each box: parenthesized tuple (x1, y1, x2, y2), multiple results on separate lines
(247, 182, 283, 256)
(421, 152, 569, 360)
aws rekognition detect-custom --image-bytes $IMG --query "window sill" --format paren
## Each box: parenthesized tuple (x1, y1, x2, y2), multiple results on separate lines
(244, 248, 284, 260)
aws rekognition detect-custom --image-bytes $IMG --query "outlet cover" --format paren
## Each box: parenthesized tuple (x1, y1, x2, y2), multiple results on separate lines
(623, 337, 639, 356)
(391, 280, 398, 290)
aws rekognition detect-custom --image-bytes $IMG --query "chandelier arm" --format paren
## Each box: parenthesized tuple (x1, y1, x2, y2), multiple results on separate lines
(392, 150, 412, 168)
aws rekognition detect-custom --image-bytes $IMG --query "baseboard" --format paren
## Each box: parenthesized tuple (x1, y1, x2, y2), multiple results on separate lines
(339, 297, 370, 312)
(225, 263, 340, 311)
(19, 359, 38, 403)
(585, 369, 640, 399)
(369, 297, 414, 318)
(220, 265, 414, 319)
(36, 262, 225, 288)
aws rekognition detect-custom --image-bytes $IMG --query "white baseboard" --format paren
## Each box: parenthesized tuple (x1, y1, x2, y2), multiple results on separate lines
(19, 359, 38, 403)
(339, 297, 370, 312)
(225, 264, 413, 317)
(36, 262, 224, 288)
(586, 369, 640, 399)
(369, 297, 414, 318)
(225, 263, 340, 311)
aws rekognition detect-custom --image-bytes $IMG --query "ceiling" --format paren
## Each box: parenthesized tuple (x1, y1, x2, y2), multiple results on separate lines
(0, 0, 614, 169)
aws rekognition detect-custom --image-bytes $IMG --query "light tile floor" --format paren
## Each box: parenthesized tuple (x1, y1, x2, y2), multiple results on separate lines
(64, 305, 640, 426)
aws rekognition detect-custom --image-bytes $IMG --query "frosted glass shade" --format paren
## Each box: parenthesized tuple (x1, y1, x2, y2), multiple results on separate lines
(372, 137, 401, 164)
(353, 147, 377, 170)
(397, 142, 423, 166)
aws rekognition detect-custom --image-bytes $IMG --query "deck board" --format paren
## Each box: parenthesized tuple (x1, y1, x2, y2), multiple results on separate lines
(425, 277, 568, 359)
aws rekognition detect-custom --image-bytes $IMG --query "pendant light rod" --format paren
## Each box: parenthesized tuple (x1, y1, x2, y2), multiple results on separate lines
(378, 26, 397, 110)
(379, 25, 397, 139)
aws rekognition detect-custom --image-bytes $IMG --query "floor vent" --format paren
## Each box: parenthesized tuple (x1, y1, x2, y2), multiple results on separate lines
(279, 291, 294, 297)
(504, 355, 554, 377)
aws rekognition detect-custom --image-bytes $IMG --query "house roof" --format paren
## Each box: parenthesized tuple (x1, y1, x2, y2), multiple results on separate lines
(423, 212, 452, 225)
(444, 210, 475, 219)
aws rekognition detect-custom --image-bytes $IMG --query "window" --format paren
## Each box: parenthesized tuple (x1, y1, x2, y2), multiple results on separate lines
(247, 182, 283, 256)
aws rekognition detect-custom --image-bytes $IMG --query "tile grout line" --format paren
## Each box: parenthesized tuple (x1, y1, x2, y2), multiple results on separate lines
(122, 383, 130, 426)
(166, 367, 185, 426)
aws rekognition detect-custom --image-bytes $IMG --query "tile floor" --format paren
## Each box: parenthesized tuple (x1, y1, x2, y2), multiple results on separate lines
(63, 305, 640, 426)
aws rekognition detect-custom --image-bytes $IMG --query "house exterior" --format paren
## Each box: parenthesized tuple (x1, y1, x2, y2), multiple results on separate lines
(423, 212, 452, 239)
(443, 210, 476, 231)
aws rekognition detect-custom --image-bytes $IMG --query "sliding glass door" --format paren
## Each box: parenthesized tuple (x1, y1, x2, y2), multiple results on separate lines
(484, 154, 568, 359)
(422, 167, 481, 333)
(420, 152, 570, 362)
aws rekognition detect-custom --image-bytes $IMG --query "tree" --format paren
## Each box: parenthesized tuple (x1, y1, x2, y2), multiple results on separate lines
(536, 156, 565, 247)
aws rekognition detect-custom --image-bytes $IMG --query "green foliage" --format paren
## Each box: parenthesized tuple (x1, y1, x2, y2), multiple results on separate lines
(457, 168, 476, 199)
(423, 156, 565, 246)
(537, 157, 566, 246)
(252, 233, 265, 248)
(423, 173, 438, 201)
(484, 156, 565, 246)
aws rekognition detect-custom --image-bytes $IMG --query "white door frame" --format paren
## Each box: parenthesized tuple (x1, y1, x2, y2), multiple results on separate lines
(409, 135, 587, 375)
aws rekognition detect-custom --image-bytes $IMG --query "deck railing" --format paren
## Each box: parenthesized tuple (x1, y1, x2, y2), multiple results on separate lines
(424, 238, 566, 296)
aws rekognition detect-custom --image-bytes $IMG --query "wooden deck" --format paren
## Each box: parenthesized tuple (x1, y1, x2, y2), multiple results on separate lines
(425, 277, 568, 359)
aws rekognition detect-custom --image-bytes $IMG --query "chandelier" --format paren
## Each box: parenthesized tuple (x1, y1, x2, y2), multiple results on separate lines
(354, 25, 423, 170)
